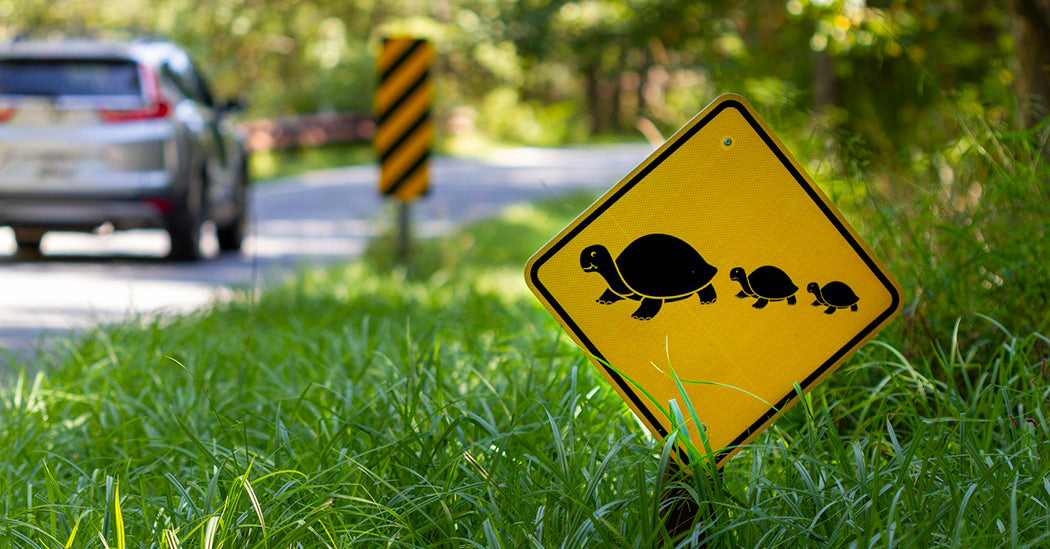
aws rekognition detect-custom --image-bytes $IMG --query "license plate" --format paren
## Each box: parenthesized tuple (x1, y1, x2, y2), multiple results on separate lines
(37, 152, 77, 179)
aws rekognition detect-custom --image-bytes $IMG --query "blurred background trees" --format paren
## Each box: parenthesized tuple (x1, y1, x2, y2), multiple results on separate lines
(3, 0, 1045, 143)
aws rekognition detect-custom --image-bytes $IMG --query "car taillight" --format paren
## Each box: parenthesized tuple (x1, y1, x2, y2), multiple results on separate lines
(142, 197, 174, 213)
(0, 106, 14, 123)
(99, 101, 170, 122)
(99, 64, 171, 123)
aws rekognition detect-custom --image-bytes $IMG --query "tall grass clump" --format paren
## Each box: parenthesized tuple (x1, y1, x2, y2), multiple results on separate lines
(870, 116, 1049, 356)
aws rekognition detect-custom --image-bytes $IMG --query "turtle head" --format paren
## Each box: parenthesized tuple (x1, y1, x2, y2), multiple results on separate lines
(580, 245, 613, 273)
(806, 282, 820, 294)
(729, 267, 746, 281)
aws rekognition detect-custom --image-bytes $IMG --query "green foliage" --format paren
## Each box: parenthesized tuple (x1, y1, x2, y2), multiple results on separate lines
(3, 0, 1036, 156)
(477, 88, 586, 145)
(871, 117, 1050, 356)
(250, 142, 375, 181)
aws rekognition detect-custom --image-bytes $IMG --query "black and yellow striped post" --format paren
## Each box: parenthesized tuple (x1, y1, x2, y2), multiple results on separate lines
(376, 37, 434, 201)
(375, 37, 434, 261)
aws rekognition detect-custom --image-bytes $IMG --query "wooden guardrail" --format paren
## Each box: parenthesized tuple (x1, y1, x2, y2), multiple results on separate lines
(242, 111, 375, 151)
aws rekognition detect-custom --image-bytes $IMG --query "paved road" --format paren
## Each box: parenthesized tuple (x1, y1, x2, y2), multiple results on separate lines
(0, 144, 653, 367)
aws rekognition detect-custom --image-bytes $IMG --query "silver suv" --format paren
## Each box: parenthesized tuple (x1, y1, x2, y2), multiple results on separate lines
(0, 37, 249, 260)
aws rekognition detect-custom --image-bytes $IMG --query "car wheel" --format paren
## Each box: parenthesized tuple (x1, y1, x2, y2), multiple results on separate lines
(167, 175, 205, 261)
(13, 229, 45, 256)
(216, 164, 248, 252)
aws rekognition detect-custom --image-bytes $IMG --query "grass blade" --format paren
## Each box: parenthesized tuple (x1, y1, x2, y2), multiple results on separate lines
(114, 480, 126, 549)
(202, 516, 220, 549)
(162, 529, 182, 549)
(242, 474, 267, 541)
(64, 513, 84, 549)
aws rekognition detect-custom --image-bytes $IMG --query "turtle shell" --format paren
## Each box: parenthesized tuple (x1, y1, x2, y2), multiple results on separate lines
(747, 266, 798, 299)
(821, 281, 859, 307)
(614, 234, 717, 297)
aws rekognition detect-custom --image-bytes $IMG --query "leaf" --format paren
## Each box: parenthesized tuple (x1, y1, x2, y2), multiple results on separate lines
(483, 518, 503, 549)
(114, 480, 126, 549)
(242, 475, 267, 540)
(64, 512, 84, 549)
(202, 516, 220, 549)
(162, 529, 182, 549)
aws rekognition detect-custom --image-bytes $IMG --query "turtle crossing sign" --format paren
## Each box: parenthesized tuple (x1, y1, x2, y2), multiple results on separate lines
(526, 94, 902, 467)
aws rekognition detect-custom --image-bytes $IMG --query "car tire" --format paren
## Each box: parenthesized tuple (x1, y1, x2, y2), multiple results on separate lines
(216, 163, 248, 252)
(167, 173, 205, 261)
(13, 229, 45, 256)
(14, 229, 44, 250)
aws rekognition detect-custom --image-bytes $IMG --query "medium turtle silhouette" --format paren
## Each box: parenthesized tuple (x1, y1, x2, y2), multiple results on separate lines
(729, 266, 798, 308)
(807, 281, 859, 314)
(580, 233, 717, 321)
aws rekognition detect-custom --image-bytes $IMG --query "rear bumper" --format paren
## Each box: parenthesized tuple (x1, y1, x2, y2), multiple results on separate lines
(0, 186, 174, 232)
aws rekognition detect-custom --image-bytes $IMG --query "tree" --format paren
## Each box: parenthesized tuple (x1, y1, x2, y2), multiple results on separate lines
(1007, 0, 1050, 128)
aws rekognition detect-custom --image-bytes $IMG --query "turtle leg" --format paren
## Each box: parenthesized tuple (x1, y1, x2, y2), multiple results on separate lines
(824, 306, 836, 315)
(787, 295, 796, 305)
(632, 298, 663, 320)
(597, 288, 625, 305)
(850, 303, 858, 312)
(752, 298, 769, 309)
(697, 284, 717, 304)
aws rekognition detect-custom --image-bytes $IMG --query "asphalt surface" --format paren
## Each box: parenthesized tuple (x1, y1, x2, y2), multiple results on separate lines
(0, 143, 653, 368)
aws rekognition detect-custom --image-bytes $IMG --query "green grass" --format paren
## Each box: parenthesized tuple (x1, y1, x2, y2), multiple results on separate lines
(2, 132, 1050, 547)
(250, 142, 375, 181)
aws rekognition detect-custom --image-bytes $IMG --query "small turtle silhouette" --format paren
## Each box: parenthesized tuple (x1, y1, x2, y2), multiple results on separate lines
(729, 266, 798, 308)
(807, 281, 859, 314)
(580, 233, 717, 321)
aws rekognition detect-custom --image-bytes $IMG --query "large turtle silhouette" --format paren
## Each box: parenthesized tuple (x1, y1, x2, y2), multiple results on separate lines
(580, 233, 717, 321)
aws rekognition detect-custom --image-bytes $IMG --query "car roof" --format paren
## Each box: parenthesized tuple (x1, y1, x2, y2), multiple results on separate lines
(0, 38, 185, 66)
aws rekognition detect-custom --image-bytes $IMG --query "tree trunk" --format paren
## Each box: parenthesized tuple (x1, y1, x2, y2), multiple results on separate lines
(637, 48, 651, 117)
(812, 49, 837, 117)
(611, 71, 623, 132)
(584, 64, 602, 134)
(1008, 0, 1050, 128)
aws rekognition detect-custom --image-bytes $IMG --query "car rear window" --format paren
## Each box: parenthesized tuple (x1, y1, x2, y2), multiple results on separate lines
(0, 59, 141, 97)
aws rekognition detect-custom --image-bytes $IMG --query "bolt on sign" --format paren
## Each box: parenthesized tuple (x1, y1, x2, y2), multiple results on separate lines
(375, 37, 434, 202)
(525, 94, 902, 467)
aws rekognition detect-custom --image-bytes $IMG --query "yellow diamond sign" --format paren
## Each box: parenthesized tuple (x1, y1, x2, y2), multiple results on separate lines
(525, 94, 902, 466)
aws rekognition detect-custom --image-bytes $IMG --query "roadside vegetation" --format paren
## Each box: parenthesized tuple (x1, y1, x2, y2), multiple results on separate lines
(2, 117, 1049, 545)
(6, 2, 1047, 180)
(250, 143, 376, 181)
